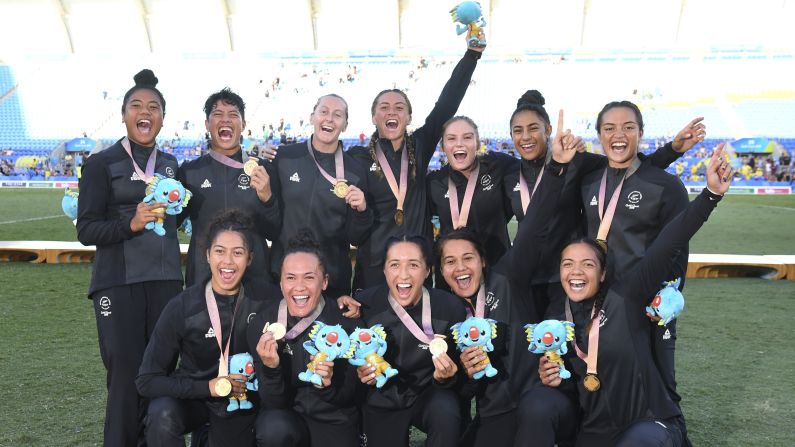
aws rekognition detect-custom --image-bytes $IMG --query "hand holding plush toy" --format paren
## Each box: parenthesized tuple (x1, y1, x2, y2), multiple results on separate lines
(348, 324, 398, 389)
(524, 320, 575, 380)
(450, 1, 487, 48)
(62, 188, 79, 223)
(299, 322, 354, 387)
(142, 174, 191, 236)
(646, 278, 685, 326)
(451, 317, 498, 380)
(227, 352, 258, 412)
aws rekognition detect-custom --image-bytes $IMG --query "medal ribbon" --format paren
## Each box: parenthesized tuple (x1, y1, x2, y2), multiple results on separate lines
(387, 286, 434, 344)
(374, 142, 409, 215)
(278, 298, 326, 341)
(121, 137, 157, 182)
(208, 148, 249, 169)
(306, 139, 346, 186)
(204, 281, 245, 377)
(519, 164, 545, 214)
(564, 298, 600, 378)
(464, 283, 486, 319)
(448, 162, 480, 229)
(596, 157, 641, 242)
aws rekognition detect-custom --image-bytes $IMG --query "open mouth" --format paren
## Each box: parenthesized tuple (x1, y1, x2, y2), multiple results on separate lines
(455, 274, 472, 290)
(396, 283, 412, 299)
(568, 279, 586, 291)
(453, 150, 468, 162)
(219, 127, 234, 142)
(219, 268, 235, 282)
(292, 295, 309, 308)
(520, 143, 536, 152)
(137, 119, 152, 134)
(321, 125, 334, 133)
(385, 119, 399, 130)
(610, 142, 627, 155)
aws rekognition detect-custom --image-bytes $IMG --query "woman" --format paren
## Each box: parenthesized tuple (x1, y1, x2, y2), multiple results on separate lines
(178, 88, 280, 287)
(248, 230, 362, 446)
(136, 210, 278, 446)
(437, 117, 577, 447)
(263, 94, 372, 300)
(77, 69, 183, 446)
(504, 91, 702, 319)
(540, 146, 733, 446)
(348, 32, 485, 291)
(427, 116, 517, 269)
(354, 235, 467, 447)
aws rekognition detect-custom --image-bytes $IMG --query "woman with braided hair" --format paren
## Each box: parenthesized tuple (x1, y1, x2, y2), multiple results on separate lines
(348, 32, 485, 292)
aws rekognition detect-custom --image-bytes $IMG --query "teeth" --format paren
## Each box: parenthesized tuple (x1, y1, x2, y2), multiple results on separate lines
(321, 126, 333, 132)
(521, 144, 534, 149)
(220, 269, 234, 273)
(138, 119, 151, 125)
(293, 295, 309, 303)
(456, 275, 470, 280)
(386, 119, 398, 125)
(569, 280, 586, 290)
(397, 284, 411, 289)
(612, 142, 627, 148)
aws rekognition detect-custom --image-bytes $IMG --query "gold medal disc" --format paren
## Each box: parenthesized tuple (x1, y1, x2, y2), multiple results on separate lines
(333, 181, 349, 199)
(266, 322, 287, 341)
(243, 159, 259, 176)
(429, 336, 448, 356)
(214, 377, 232, 397)
(583, 373, 601, 392)
(394, 209, 404, 226)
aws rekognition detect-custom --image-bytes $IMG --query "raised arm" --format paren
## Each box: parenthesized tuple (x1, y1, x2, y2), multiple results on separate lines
(618, 144, 732, 303)
(648, 117, 706, 169)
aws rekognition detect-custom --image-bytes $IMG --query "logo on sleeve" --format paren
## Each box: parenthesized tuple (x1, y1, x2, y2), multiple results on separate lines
(598, 309, 607, 327)
(289, 172, 301, 182)
(99, 296, 112, 317)
(625, 191, 642, 210)
(201, 179, 212, 188)
(590, 195, 598, 206)
(205, 327, 216, 339)
(486, 291, 499, 312)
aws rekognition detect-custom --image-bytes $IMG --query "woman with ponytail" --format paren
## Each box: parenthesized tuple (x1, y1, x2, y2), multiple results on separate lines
(348, 31, 486, 291)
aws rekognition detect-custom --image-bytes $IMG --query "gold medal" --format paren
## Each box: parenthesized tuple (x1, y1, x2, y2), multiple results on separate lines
(394, 209, 404, 226)
(243, 158, 259, 176)
(333, 180, 349, 199)
(583, 373, 601, 392)
(429, 335, 448, 356)
(265, 322, 287, 341)
(214, 377, 232, 397)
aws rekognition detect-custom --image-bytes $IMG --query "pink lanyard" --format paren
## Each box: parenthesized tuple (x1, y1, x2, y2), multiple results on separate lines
(374, 142, 409, 215)
(564, 298, 600, 377)
(387, 287, 434, 344)
(277, 298, 326, 341)
(448, 162, 480, 229)
(204, 281, 244, 376)
(596, 157, 641, 242)
(464, 284, 486, 319)
(121, 137, 157, 182)
(306, 139, 346, 185)
(519, 164, 544, 214)
(208, 148, 248, 169)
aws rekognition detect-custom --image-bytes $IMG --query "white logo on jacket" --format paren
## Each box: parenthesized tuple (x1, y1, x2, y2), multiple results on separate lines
(238, 174, 250, 190)
(370, 163, 377, 172)
(165, 166, 175, 178)
(513, 182, 520, 192)
(626, 191, 642, 210)
(486, 291, 499, 312)
(130, 172, 142, 182)
(290, 172, 301, 182)
(99, 296, 112, 317)
(201, 179, 212, 188)
(480, 174, 493, 191)
(663, 328, 671, 340)
(590, 195, 598, 206)
(444, 190, 449, 199)
(598, 309, 607, 327)
(205, 327, 216, 338)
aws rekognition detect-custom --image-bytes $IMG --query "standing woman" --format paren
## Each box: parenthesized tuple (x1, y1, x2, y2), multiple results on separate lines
(540, 147, 733, 446)
(427, 116, 517, 269)
(248, 231, 362, 446)
(77, 69, 183, 446)
(136, 210, 278, 446)
(437, 117, 577, 447)
(354, 235, 467, 447)
(348, 32, 485, 291)
(504, 90, 701, 317)
(178, 88, 280, 287)
(263, 94, 372, 300)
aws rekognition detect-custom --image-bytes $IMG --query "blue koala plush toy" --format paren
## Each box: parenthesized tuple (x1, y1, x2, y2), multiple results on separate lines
(348, 324, 398, 389)
(451, 317, 498, 379)
(61, 188, 79, 222)
(450, 1, 487, 47)
(227, 352, 258, 412)
(298, 321, 354, 387)
(142, 174, 191, 236)
(646, 278, 685, 326)
(524, 320, 575, 380)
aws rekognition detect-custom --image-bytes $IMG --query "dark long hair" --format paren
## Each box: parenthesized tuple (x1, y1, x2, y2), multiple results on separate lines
(435, 227, 487, 273)
(562, 237, 608, 317)
(367, 89, 417, 178)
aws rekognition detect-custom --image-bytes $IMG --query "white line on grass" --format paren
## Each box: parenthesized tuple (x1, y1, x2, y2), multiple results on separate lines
(758, 205, 795, 212)
(0, 215, 63, 225)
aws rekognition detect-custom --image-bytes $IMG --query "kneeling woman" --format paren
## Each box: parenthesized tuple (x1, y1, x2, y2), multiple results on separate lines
(540, 146, 733, 446)
(136, 210, 279, 446)
(437, 118, 576, 447)
(355, 236, 467, 447)
(248, 231, 362, 447)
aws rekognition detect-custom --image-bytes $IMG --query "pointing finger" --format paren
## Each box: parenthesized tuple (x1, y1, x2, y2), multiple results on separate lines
(556, 109, 565, 136)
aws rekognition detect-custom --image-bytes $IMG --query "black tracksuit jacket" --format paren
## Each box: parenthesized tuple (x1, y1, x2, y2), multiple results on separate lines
(263, 141, 373, 297)
(347, 49, 481, 288)
(77, 139, 183, 295)
(567, 189, 721, 446)
(178, 151, 280, 287)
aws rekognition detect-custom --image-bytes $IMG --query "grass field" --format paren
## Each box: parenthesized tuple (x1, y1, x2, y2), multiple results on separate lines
(1, 189, 795, 446)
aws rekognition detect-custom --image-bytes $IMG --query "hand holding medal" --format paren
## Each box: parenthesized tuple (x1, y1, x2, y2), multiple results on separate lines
(256, 322, 283, 369)
(344, 184, 367, 212)
(248, 160, 272, 203)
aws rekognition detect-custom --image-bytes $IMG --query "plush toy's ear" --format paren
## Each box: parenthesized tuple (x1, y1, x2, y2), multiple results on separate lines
(450, 322, 461, 345)
(307, 321, 324, 340)
(182, 187, 193, 207)
(487, 319, 498, 339)
(524, 324, 536, 343)
(563, 321, 575, 342)
(372, 325, 387, 341)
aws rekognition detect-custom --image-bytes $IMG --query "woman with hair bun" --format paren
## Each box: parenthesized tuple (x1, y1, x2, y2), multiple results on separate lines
(348, 31, 486, 292)
(248, 229, 363, 447)
(77, 69, 184, 446)
(137, 210, 278, 446)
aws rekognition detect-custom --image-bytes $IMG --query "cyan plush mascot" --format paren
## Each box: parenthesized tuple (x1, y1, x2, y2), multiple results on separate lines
(348, 325, 398, 389)
(646, 278, 685, 326)
(61, 188, 79, 222)
(451, 317, 498, 379)
(450, 1, 487, 47)
(227, 352, 258, 412)
(524, 320, 575, 380)
(142, 174, 191, 236)
(178, 217, 192, 235)
(298, 321, 354, 387)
